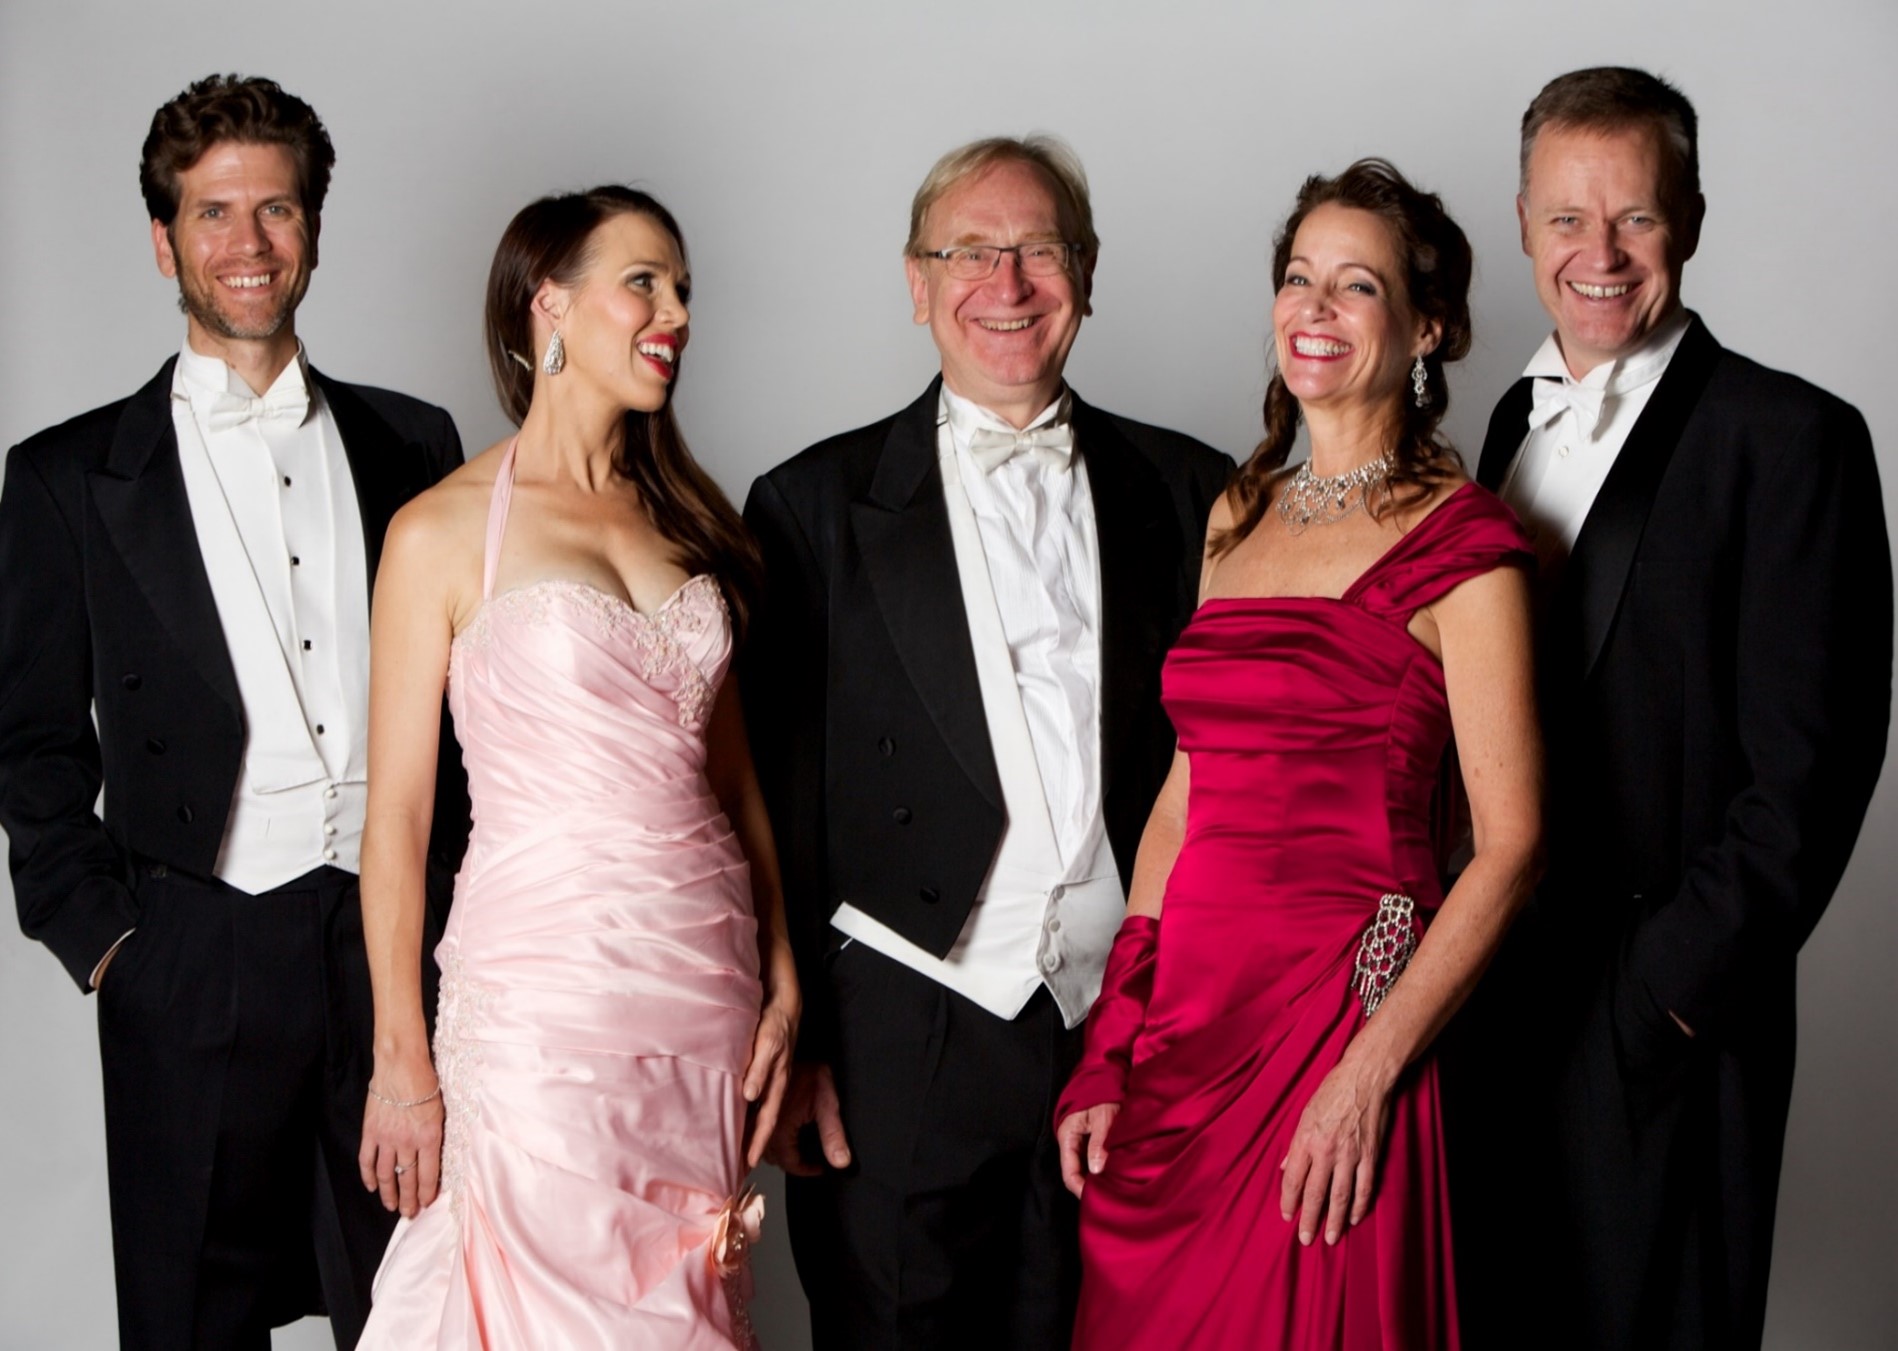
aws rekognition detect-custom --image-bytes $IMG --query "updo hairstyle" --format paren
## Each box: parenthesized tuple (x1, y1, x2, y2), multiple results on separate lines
(1216, 158, 1474, 554)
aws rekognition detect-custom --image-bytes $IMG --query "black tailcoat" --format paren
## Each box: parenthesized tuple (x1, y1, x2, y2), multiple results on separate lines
(1452, 317, 1890, 1350)
(0, 359, 470, 1347)
(738, 381, 1229, 1342)
(739, 380, 1230, 1059)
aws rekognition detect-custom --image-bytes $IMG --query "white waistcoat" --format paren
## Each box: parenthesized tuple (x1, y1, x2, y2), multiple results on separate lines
(831, 398, 1126, 1027)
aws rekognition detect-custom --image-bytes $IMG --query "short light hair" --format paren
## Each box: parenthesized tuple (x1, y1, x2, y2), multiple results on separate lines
(1519, 66, 1699, 207)
(905, 135, 1099, 262)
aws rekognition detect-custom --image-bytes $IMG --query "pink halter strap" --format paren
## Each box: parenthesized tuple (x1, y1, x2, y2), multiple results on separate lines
(481, 438, 520, 601)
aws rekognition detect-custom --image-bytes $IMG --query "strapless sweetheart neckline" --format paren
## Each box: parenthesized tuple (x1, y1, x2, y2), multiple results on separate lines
(452, 573, 717, 648)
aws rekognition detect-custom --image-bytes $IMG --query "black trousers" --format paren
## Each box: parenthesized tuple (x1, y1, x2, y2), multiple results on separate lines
(95, 864, 400, 1351)
(788, 940, 1085, 1351)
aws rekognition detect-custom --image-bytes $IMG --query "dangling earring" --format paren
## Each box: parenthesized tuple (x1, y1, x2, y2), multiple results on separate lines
(542, 328, 566, 377)
(1411, 354, 1429, 408)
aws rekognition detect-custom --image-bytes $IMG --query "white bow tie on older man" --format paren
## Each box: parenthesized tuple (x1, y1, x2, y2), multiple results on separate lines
(1527, 377, 1608, 438)
(965, 421, 1075, 475)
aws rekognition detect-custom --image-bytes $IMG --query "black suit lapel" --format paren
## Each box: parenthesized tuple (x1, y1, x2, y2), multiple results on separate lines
(1482, 378, 1589, 686)
(88, 360, 240, 708)
(850, 381, 1003, 811)
(1074, 396, 1175, 803)
(318, 371, 428, 596)
(1567, 318, 1721, 681)
(1478, 380, 1534, 492)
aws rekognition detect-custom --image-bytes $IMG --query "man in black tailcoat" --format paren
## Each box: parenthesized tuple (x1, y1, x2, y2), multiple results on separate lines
(1451, 65, 1891, 1350)
(0, 75, 467, 1349)
(740, 135, 1230, 1348)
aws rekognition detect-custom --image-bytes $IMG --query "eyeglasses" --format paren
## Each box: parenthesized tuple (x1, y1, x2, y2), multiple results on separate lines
(914, 241, 1078, 280)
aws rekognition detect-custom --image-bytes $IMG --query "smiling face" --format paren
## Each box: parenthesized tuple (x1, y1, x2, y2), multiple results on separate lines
(1272, 202, 1437, 421)
(540, 211, 690, 415)
(905, 159, 1092, 427)
(152, 140, 314, 363)
(1518, 122, 1701, 378)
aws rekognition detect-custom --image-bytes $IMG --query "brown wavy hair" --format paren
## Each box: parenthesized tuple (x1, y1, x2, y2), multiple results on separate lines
(140, 74, 334, 226)
(1215, 158, 1473, 556)
(484, 186, 762, 642)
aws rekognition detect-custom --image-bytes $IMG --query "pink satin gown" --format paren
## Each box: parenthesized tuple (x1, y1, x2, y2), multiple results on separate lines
(1063, 484, 1531, 1350)
(360, 441, 765, 1349)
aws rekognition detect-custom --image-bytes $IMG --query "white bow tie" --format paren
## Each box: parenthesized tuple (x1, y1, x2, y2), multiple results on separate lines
(1528, 377, 1606, 437)
(966, 422, 1074, 475)
(205, 386, 310, 433)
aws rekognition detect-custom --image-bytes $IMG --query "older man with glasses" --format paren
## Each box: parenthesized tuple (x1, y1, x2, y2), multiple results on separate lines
(739, 135, 1231, 1349)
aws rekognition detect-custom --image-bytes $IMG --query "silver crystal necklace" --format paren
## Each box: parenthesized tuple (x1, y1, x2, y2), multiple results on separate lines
(1276, 452, 1394, 534)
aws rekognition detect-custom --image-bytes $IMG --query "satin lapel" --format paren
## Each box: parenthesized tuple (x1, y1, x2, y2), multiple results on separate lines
(1567, 318, 1721, 681)
(318, 372, 419, 597)
(850, 382, 1003, 812)
(1074, 397, 1174, 800)
(1478, 379, 1535, 491)
(88, 360, 239, 708)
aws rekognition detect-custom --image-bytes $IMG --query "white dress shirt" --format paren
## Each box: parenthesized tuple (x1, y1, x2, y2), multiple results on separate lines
(830, 387, 1126, 1026)
(170, 340, 370, 892)
(1500, 309, 1691, 576)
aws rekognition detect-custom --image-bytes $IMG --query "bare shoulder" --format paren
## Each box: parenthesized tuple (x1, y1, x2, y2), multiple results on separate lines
(1391, 468, 1474, 534)
(1208, 484, 1239, 533)
(380, 442, 509, 610)
(391, 441, 508, 539)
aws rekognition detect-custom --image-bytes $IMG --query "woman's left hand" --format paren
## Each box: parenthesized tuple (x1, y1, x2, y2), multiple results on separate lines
(741, 990, 799, 1169)
(1279, 1057, 1394, 1246)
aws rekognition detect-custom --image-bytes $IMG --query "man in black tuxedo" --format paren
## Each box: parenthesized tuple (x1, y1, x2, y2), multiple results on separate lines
(1452, 66, 1891, 1350)
(0, 75, 467, 1350)
(740, 136, 1230, 1348)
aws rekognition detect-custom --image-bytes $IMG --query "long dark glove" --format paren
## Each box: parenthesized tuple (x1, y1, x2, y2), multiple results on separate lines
(1055, 914, 1161, 1124)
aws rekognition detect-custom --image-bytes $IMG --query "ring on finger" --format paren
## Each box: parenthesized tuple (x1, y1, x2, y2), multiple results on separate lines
(393, 1162, 411, 1176)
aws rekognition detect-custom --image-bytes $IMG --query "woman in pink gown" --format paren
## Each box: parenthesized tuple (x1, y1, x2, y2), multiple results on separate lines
(1056, 161, 1543, 1350)
(353, 187, 799, 1348)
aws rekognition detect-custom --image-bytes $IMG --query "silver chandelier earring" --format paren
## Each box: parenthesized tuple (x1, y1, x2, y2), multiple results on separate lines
(1411, 355, 1429, 408)
(542, 328, 566, 377)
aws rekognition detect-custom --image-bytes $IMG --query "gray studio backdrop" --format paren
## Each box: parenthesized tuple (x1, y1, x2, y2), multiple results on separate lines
(3, 1, 1894, 1346)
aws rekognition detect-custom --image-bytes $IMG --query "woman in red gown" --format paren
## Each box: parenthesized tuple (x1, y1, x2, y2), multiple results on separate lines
(1056, 160, 1543, 1350)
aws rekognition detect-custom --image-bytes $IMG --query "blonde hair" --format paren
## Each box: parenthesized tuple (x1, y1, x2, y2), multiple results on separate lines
(905, 135, 1099, 262)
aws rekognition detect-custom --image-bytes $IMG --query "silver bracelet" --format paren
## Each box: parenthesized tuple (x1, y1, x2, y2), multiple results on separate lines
(366, 1082, 442, 1109)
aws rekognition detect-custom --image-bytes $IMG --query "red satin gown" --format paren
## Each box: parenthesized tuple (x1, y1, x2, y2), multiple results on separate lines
(1060, 484, 1531, 1350)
